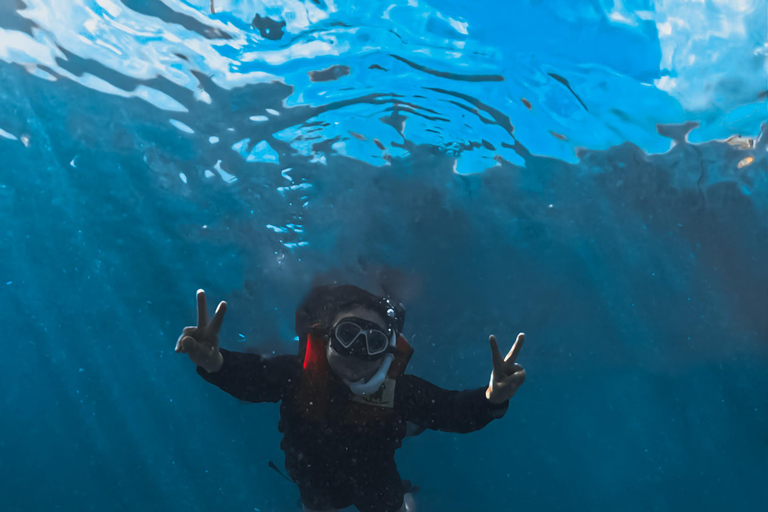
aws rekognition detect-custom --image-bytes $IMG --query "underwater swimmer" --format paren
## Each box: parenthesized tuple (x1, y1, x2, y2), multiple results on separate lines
(176, 284, 526, 512)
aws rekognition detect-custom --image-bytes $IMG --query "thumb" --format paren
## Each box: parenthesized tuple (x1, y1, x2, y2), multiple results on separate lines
(503, 369, 526, 388)
(179, 335, 211, 365)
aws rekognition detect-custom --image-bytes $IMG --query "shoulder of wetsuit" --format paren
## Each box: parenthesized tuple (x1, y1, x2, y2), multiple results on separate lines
(388, 334, 414, 378)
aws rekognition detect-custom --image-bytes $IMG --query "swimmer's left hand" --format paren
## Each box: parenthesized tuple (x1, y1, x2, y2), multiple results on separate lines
(486, 333, 526, 404)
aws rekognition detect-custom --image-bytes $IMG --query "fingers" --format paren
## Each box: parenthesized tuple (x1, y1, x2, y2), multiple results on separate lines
(208, 301, 227, 335)
(175, 327, 198, 352)
(196, 289, 208, 329)
(177, 335, 193, 353)
(178, 335, 208, 361)
(504, 333, 525, 365)
(489, 335, 505, 376)
(503, 368, 526, 387)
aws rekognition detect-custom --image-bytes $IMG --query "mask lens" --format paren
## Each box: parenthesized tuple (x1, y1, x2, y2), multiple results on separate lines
(366, 330, 390, 355)
(335, 322, 362, 348)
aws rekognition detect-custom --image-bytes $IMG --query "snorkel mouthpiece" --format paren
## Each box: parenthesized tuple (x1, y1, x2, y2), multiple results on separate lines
(344, 353, 394, 395)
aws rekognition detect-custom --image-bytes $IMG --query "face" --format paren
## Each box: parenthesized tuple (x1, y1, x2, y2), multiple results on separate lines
(326, 306, 388, 382)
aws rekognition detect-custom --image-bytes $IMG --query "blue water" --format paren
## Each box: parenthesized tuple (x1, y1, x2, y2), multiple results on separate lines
(1, 1, 766, 511)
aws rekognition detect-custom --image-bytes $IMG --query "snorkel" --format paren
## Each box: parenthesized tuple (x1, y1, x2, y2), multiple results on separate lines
(341, 331, 396, 396)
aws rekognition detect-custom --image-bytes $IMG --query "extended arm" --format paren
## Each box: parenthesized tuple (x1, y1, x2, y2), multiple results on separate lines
(196, 348, 299, 403)
(397, 374, 508, 433)
(176, 289, 298, 403)
(396, 333, 526, 433)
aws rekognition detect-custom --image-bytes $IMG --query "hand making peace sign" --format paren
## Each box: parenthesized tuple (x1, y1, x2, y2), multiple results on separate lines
(486, 333, 526, 404)
(175, 289, 227, 373)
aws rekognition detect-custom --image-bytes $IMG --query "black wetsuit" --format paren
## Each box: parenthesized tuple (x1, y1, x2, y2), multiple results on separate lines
(198, 348, 509, 512)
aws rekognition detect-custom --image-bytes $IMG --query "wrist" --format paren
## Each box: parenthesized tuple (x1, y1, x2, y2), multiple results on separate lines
(202, 350, 224, 373)
(485, 386, 508, 405)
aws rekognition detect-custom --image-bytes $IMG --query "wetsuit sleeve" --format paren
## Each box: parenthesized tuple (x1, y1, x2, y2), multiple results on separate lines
(397, 374, 509, 433)
(196, 348, 299, 403)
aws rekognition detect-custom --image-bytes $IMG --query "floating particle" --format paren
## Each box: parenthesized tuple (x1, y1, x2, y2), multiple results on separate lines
(170, 119, 194, 134)
(550, 131, 567, 141)
(737, 156, 754, 169)
(725, 135, 754, 149)
(0, 128, 18, 140)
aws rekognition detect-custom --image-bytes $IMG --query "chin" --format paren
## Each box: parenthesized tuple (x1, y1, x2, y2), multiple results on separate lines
(326, 345, 384, 382)
(339, 365, 376, 383)
(332, 358, 381, 382)
(342, 371, 369, 382)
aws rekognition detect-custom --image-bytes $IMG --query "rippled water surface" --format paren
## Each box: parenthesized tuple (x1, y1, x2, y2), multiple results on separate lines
(1, 1, 766, 511)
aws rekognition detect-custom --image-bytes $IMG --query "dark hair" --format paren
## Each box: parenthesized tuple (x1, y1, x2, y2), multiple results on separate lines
(295, 284, 405, 337)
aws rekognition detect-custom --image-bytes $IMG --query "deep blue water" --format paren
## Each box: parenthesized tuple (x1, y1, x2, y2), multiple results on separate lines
(1, 1, 767, 511)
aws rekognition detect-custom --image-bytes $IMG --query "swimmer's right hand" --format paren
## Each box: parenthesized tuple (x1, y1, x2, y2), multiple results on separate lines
(175, 289, 227, 373)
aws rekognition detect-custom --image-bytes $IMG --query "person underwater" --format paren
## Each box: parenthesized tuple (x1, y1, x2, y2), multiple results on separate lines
(175, 284, 527, 512)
